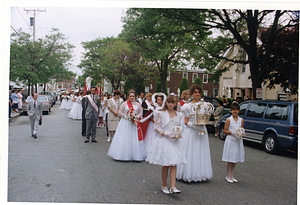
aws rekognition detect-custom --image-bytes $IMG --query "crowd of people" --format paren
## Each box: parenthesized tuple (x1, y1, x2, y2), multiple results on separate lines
(57, 85, 245, 195)
(8, 89, 27, 118)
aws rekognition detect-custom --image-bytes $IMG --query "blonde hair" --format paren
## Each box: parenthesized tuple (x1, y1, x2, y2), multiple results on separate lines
(181, 89, 190, 100)
(145, 93, 152, 98)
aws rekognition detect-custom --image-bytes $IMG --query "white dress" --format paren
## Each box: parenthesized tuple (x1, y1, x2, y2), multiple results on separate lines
(146, 110, 186, 166)
(59, 96, 68, 109)
(107, 101, 146, 161)
(222, 116, 245, 163)
(176, 103, 213, 182)
(99, 101, 105, 117)
(66, 95, 73, 110)
(68, 96, 82, 120)
(143, 103, 156, 156)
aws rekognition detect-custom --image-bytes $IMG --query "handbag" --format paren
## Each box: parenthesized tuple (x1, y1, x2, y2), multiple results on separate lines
(39, 118, 42, 125)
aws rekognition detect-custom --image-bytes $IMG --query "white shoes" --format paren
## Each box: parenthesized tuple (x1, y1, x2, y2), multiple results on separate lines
(107, 136, 111, 142)
(170, 187, 181, 194)
(225, 176, 233, 183)
(232, 177, 238, 183)
(161, 186, 170, 194)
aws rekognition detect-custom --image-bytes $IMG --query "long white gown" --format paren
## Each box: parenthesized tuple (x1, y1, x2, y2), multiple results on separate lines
(222, 116, 245, 163)
(68, 96, 82, 120)
(176, 103, 213, 182)
(107, 101, 146, 161)
(66, 95, 73, 110)
(143, 104, 156, 156)
(146, 110, 186, 166)
(59, 95, 68, 109)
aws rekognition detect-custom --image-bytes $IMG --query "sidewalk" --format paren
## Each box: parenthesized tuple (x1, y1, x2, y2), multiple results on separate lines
(9, 111, 22, 123)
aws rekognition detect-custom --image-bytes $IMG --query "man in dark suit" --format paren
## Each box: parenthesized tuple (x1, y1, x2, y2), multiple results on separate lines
(27, 93, 42, 139)
(81, 90, 91, 137)
(84, 87, 100, 143)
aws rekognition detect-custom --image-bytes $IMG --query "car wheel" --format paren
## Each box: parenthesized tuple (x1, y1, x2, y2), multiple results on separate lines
(263, 133, 279, 154)
(219, 123, 227, 141)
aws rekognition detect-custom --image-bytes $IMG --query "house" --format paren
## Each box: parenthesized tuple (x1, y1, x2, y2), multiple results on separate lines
(145, 70, 219, 97)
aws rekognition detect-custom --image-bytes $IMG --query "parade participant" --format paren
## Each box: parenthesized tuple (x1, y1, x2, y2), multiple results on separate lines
(98, 95, 106, 127)
(176, 84, 213, 182)
(146, 95, 186, 194)
(177, 89, 191, 112)
(59, 93, 68, 109)
(222, 102, 245, 183)
(66, 93, 73, 110)
(214, 100, 224, 136)
(84, 87, 100, 143)
(27, 93, 42, 139)
(107, 90, 145, 161)
(81, 91, 91, 137)
(104, 94, 110, 137)
(138, 92, 145, 104)
(106, 90, 121, 142)
(68, 92, 82, 120)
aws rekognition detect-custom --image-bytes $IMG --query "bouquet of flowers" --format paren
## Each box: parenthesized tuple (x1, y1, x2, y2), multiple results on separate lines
(126, 108, 139, 126)
(233, 127, 245, 140)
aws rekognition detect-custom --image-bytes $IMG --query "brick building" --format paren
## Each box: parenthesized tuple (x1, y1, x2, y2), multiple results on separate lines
(145, 70, 219, 97)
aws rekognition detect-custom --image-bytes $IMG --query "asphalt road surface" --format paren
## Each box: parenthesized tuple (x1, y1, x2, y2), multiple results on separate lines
(6, 103, 297, 205)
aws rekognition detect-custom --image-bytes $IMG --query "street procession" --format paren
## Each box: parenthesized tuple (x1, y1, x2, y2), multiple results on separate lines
(5, 3, 298, 205)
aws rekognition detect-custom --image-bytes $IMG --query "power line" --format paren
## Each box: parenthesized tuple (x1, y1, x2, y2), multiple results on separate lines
(16, 7, 31, 29)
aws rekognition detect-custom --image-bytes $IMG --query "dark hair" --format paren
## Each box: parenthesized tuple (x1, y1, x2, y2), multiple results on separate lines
(31, 92, 37, 97)
(75, 92, 80, 97)
(86, 90, 91, 95)
(161, 95, 178, 111)
(155, 94, 164, 102)
(91, 87, 97, 91)
(230, 102, 240, 110)
(218, 100, 223, 106)
(113, 90, 121, 96)
(190, 84, 203, 95)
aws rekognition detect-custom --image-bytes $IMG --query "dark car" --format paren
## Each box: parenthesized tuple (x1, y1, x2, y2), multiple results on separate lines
(217, 100, 298, 154)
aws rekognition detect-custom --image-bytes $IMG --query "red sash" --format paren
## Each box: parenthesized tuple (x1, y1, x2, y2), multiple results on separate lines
(127, 101, 144, 141)
(140, 104, 154, 139)
(180, 100, 185, 106)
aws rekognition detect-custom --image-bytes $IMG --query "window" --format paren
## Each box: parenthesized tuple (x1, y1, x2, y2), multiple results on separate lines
(247, 103, 266, 118)
(167, 71, 171, 81)
(192, 73, 198, 82)
(239, 103, 249, 116)
(167, 88, 170, 95)
(182, 72, 188, 79)
(203, 90, 207, 96)
(265, 104, 289, 121)
(203, 74, 208, 83)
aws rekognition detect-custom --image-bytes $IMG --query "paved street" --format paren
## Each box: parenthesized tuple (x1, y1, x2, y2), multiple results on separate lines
(7, 103, 297, 204)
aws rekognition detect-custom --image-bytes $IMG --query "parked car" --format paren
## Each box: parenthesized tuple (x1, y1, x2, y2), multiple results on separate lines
(217, 100, 298, 154)
(22, 95, 52, 115)
(203, 96, 230, 126)
(38, 91, 56, 105)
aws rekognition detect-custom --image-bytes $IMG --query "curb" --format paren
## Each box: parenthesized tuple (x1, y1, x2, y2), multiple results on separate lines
(9, 112, 22, 123)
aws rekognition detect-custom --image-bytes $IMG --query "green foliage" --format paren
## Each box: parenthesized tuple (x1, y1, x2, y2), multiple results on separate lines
(124, 80, 133, 95)
(10, 28, 75, 93)
(155, 76, 168, 95)
(179, 78, 189, 95)
(136, 82, 145, 95)
(193, 77, 202, 86)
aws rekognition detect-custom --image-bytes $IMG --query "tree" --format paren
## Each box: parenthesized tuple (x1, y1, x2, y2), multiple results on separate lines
(136, 82, 145, 95)
(124, 80, 133, 95)
(121, 8, 209, 94)
(157, 9, 297, 99)
(179, 77, 189, 95)
(156, 76, 168, 95)
(10, 28, 75, 94)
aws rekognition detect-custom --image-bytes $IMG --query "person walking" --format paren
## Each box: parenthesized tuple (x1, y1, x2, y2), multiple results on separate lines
(27, 93, 42, 139)
(84, 87, 100, 143)
(81, 91, 91, 137)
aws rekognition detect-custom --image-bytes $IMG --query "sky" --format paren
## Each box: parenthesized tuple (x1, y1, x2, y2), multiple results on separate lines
(10, 7, 126, 76)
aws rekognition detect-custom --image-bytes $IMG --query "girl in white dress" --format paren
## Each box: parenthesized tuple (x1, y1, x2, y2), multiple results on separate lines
(177, 89, 190, 112)
(66, 94, 73, 110)
(107, 90, 145, 161)
(59, 93, 68, 109)
(146, 95, 186, 194)
(222, 102, 245, 183)
(98, 95, 106, 127)
(68, 92, 82, 119)
(176, 84, 213, 182)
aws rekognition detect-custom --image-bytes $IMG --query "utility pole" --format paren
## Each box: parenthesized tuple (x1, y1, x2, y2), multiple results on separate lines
(24, 8, 46, 93)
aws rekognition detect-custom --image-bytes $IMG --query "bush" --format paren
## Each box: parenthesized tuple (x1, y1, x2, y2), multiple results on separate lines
(179, 77, 189, 95)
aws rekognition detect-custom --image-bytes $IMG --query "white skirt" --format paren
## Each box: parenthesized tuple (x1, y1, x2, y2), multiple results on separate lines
(68, 103, 82, 120)
(107, 118, 146, 161)
(59, 99, 68, 109)
(176, 125, 213, 182)
(146, 133, 186, 167)
(222, 135, 245, 163)
(143, 121, 156, 156)
(66, 100, 73, 110)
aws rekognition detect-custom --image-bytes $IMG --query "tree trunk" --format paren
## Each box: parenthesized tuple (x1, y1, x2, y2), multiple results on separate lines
(44, 83, 46, 91)
(28, 81, 31, 96)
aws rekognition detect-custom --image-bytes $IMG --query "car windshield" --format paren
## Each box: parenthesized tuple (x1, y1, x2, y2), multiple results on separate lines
(38, 96, 48, 101)
(294, 104, 298, 124)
